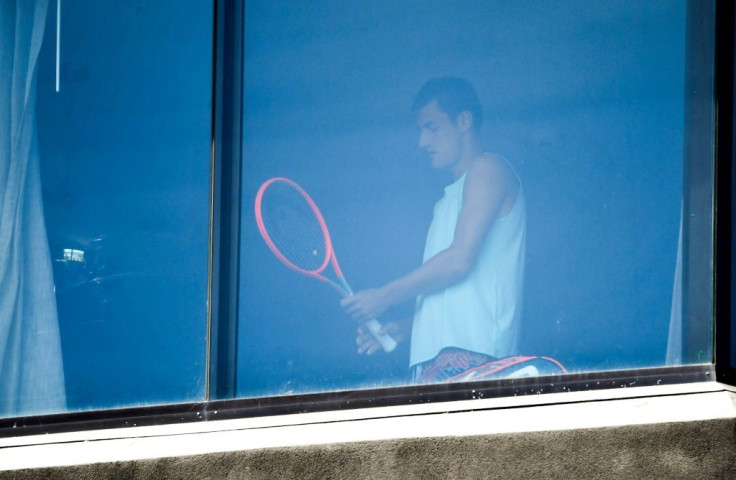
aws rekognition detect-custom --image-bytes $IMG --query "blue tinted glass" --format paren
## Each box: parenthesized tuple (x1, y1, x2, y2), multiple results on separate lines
(238, 1, 710, 396)
(0, 1, 212, 417)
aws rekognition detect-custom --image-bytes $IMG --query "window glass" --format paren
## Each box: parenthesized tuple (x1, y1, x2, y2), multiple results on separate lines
(0, 0, 212, 418)
(238, 1, 712, 397)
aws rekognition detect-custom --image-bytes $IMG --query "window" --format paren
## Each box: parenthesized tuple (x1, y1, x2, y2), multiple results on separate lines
(1, 0, 730, 432)
(2, 1, 212, 417)
(235, 0, 713, 397)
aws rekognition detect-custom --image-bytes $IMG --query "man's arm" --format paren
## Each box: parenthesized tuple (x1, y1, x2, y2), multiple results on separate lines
(342, 154, 519, 322)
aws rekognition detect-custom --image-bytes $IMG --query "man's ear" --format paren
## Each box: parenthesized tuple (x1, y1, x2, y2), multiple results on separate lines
(456, 111, 473, 133)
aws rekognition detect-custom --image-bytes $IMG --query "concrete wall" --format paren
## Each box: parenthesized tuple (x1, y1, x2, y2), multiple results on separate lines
(3, 419, 734, 479)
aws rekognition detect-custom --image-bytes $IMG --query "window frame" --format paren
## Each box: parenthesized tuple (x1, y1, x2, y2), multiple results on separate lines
(209, 0, 244, 401)
(715, 0, 736, 385)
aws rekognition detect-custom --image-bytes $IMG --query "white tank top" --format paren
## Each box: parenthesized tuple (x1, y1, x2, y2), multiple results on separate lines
(410, 166, 526, 367)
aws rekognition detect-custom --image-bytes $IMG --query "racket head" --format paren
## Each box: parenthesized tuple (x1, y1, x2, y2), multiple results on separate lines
(255, 177, 337, 278)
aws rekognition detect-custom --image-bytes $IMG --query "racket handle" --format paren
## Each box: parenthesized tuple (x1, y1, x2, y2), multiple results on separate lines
(364, 318, 398, 353)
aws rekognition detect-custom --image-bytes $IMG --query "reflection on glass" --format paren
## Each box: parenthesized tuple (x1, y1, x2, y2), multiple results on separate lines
(239, 1, 710, 397)
(0, 1, 212, 419)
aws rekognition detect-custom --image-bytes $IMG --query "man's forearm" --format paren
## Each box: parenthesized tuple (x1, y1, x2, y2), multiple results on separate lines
(381, 246, 473, 307)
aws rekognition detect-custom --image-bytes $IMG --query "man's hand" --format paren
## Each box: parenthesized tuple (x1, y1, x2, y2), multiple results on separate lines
(341, 287, 394, 323)
(356, 319, 409, 355)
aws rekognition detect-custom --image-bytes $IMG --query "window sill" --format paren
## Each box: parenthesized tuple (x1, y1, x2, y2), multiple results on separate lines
(0, 379, 733, 471)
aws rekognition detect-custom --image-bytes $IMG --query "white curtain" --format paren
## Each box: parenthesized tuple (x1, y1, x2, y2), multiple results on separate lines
(0, 0, 65, 416)
(666, 207, 683, 365)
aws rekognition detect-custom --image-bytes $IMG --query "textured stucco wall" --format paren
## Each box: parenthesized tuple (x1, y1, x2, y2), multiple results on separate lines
(3, 419, 735, 479)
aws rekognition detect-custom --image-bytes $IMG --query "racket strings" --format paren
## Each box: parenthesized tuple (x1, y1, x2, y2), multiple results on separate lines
(259, 183, 329, 272)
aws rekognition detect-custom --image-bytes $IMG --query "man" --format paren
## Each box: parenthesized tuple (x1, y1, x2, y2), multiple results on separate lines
(341, 77, 525, 383)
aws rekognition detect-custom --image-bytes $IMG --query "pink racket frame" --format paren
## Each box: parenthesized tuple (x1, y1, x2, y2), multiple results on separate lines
(255, 176, 347, 292)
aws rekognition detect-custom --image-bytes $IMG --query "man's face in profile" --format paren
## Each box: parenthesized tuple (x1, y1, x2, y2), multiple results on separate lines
(416, 100, 463, 170)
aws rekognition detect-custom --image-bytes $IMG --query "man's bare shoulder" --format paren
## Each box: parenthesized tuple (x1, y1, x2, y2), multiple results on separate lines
(467, 153, 518, 189)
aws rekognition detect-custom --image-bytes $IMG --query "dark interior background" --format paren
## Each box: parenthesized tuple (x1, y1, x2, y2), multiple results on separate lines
(238, 0, 688, 396)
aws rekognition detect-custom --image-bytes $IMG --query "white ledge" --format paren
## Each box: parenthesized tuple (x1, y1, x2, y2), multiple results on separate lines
(0, 381, 734, 471)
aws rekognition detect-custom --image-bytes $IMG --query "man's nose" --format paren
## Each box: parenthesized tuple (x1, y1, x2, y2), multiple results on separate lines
(418, 131, 428, 149)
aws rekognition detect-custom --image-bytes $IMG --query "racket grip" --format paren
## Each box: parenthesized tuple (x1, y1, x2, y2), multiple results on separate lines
(364, 318, 398, 353)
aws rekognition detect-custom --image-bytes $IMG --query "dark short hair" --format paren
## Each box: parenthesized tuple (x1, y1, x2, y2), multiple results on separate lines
(411, 77, 482, 132)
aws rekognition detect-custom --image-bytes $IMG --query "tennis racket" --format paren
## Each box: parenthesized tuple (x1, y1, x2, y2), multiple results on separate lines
(255, 177, 398, 353)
